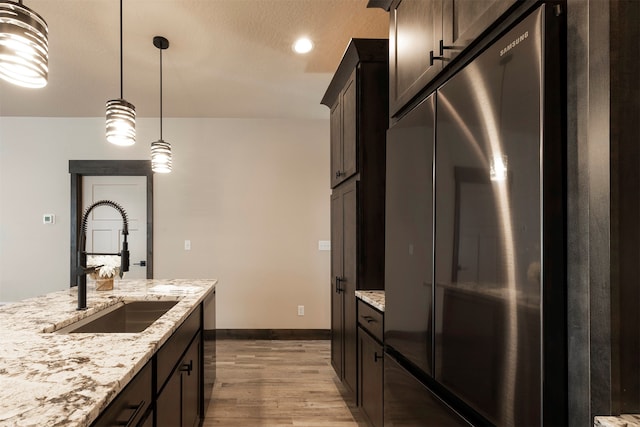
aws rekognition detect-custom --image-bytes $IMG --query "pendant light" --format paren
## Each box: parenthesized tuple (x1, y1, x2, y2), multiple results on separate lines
(0, 1, 48, 88)
(105, 0, 135, 146)
(151, 36, 171, 174)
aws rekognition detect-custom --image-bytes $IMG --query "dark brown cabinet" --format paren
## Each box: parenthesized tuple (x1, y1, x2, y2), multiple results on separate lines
(156, 306, 202, 427)
(358, 300, 384, 427)
(329, 70, 358, 188)
(323, 38, 388, 402)
(385, 0, 517, 116)
(157, 335, 201, 427)
(322, 39, 388, 190)
(331, 180, 359, 396)
(389, 0, 443, 115)
(92, 300, 211, 427)
(91, 361, 153, 427)
(442, 0, 517, 61)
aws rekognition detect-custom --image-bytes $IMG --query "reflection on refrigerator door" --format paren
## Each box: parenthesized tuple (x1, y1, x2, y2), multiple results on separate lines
(384, 354, 469, 426)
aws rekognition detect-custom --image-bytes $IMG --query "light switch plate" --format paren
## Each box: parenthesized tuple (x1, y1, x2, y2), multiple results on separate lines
(184, 240, 191, 251)
(318, 240, 331, 251)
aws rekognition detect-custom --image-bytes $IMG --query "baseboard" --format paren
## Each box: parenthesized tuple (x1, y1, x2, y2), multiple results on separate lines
(206, 329, 330, 340)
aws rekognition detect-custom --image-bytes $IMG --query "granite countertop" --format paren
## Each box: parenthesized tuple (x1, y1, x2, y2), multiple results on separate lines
(595, 415, 640, 427)
(355, 290, 385, 312)
(0, 278, 216, 427)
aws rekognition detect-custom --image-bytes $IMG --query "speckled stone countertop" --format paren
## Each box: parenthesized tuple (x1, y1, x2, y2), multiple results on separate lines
(595, 414, 640, 426)
(355, 290, 385, 312)
(0, 279, 216, 427)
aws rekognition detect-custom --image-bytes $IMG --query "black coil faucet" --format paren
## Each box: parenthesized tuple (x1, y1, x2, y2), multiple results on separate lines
(76, 200, 130, 310)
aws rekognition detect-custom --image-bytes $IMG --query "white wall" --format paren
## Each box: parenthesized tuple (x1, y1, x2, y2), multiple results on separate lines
(0, 117, 330, 329)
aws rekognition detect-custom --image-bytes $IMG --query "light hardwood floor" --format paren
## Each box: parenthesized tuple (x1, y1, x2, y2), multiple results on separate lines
(203, 340, 369, 426)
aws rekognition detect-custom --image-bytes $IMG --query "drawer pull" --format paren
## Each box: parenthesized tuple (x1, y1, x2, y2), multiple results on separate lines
(374, 352, 383, 362)
(123, 400, 145, 427)
(362, 315, 377, 323)
(180, 360, 193, 376)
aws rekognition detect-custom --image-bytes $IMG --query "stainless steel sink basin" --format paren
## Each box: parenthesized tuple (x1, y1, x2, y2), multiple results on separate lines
(57, 300, 178, 333)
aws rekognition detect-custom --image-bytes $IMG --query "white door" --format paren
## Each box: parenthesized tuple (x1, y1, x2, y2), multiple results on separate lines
(82, 176, 147, 279)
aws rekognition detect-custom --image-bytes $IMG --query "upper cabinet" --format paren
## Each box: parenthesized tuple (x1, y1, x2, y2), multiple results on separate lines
(377, 0, 517, 116)
(389, 0, 443, 116)
(321, 39, 389, 189)
(442, 0, 519, 60)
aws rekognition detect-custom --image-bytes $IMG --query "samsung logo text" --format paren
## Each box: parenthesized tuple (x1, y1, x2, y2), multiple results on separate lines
(500, 31, 528, 56)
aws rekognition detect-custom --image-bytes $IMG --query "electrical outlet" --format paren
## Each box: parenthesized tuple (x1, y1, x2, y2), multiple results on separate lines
(297, 305, 304, 316)
(184, 240, 191, 251)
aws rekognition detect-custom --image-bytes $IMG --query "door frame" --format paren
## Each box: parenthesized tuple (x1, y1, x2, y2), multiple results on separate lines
(69, 160, 153, 286)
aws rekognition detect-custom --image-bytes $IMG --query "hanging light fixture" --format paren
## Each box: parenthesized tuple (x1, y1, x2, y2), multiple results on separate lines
(105, 0, 135, 146)
(0, 1, 49, 88)
(151, 36, 171, 174)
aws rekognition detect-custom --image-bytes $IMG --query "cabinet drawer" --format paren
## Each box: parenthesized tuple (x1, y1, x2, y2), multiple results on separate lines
(358, 300, 384, 342)
(91, 361, 152, 427)
(156, 305, 201, 394)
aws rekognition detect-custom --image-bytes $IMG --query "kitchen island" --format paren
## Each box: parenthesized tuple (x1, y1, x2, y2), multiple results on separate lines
(0, 279, 216, 426)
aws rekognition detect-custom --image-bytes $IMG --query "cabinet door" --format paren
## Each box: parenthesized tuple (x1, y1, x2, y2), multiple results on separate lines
(330, 191, 344, 378)
(157, 336, 202, 427)
(342, 180, 358, 398)
(341, 71, 358, 182)
(359, 327, 384, 427)
(331, 70, 358, 188)
(330, 100, 342, 188)
(182, 335, 201, 427)
(442, 0, 516, 62)
(390, 0, 443, 115)
(157, 368, 181, 427)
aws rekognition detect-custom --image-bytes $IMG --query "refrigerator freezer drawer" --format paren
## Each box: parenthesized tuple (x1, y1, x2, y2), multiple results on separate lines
(384, 355, 470, 426)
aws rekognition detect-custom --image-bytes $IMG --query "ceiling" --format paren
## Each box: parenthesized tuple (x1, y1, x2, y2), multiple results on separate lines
(0, 0, 389, 120)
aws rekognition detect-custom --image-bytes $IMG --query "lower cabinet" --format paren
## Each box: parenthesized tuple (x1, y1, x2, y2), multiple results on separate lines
(357, 299, 384, 427)
(358, 327, 383, 427)
(91, 301, 210, 427)
(91, 361, 153, 427)
(157, 335, 201, 427)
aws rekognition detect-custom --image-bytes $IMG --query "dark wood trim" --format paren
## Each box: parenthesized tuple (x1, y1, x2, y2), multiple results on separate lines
(213, 329, 331, 341)
(69, 160, 154, 286)
(366, 0, 392, 11)
(320, 39, 388, 107)
(610, 0, 640, 415)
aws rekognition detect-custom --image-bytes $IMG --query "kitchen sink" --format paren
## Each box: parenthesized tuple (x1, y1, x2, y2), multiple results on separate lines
(57, 300, 179, 333)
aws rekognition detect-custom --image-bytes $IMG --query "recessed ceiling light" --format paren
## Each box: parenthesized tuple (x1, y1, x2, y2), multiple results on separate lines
(293, 37, 313, 54)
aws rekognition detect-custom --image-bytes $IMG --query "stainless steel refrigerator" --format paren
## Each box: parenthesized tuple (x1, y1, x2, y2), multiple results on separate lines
(384, 3, 566, 426)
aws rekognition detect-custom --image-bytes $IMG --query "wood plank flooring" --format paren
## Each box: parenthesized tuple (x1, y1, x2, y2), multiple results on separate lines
(203, 340, 369, 426)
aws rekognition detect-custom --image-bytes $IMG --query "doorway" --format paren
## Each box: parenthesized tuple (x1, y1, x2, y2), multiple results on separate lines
(69, 160, 153, 286)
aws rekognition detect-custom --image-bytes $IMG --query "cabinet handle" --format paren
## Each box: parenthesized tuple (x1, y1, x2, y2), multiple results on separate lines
(439, 39, 461, 54)
(374, 352, 383, 362)
(123, 400, 145, 427)
(335, 276, 345, 293)
(335, 170, 342, 178)
(430, 40, 461, 66)
(362, 315, 377, 324)
(180, 360, 193, 376)
(429, 50, 445, 66)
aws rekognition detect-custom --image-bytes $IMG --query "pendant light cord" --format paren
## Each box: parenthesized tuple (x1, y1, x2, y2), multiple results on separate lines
(159, 46, 163, 140)
(119, 0, 123, 99)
